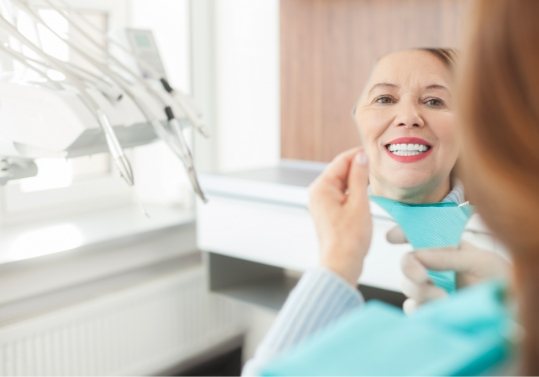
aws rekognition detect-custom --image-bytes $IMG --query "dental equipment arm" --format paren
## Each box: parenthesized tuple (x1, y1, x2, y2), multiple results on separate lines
(42, 0, 208, 137)
(0, 1, 208, 201)
(10, 0, 206, 200)
(0, 13, 135, 185)
(0, 157, 37, 184)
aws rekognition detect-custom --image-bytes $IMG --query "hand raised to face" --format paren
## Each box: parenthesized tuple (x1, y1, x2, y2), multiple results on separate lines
(308, 148, 372, 286)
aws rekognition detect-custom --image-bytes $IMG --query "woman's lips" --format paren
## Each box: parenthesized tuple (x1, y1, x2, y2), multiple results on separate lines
(384, 137, 433, 163)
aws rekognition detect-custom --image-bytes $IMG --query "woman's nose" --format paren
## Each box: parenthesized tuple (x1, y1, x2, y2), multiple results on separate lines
(395, 102, 424, 128)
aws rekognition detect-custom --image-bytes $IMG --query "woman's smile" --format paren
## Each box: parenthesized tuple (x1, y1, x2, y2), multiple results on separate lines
(384, 136, 433, 163)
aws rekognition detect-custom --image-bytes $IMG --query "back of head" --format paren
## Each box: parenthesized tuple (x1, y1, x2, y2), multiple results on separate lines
(458, 0, 539, 373)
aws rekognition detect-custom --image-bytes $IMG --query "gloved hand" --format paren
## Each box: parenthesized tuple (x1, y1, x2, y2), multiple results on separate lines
(388, 227, 510, 314)
(308, 148, 372, 286)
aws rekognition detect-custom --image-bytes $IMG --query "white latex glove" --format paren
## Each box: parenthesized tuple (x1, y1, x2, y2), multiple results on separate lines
(308, 148, 372, 286)
(388, 227, 510, 314)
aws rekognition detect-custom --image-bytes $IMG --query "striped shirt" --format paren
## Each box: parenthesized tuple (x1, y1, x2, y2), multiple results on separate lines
(241, 184, 466, 376)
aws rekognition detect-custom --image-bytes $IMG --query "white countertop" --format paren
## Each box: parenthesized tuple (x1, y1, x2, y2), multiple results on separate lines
(200, 160, 325, 207)
(0, 204, 194, 266)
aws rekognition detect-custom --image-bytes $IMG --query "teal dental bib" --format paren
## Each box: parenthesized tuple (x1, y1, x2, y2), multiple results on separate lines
(369, 195, 474, 293)
(262, 281, 511, 376)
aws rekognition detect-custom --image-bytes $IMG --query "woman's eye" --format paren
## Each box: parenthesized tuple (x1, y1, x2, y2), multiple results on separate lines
(373, 95, 396, 104)
(424, 97, 446, 108)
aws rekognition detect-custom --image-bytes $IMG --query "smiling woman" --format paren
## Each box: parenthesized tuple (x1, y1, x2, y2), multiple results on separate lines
(242, 48, 468, 376)
(353, 48, 459, 204)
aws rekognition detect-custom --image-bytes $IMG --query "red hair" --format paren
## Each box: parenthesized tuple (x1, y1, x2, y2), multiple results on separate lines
(458, 0, 539, 373)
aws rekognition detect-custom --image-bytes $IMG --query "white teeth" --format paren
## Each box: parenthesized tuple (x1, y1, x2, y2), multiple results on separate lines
(387, 143, 429, 154)
(391, 150, 422, 156)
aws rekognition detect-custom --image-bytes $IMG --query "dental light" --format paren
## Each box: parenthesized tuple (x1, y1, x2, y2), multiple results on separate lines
(0, 0, 208, 201)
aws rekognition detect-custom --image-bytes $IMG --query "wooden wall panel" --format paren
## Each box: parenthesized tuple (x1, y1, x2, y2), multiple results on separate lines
(281, 0, 468, 162)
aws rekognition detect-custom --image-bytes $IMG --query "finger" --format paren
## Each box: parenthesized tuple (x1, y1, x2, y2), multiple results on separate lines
(403, 298, 419, 315)
(459, 240, 489, 255)
(413, 247, 470, 272)
(458, 241, 510, 278)
(401, 252, 448, 304)
(401, 252, 429, 284)
(317, 148, 361, 190)
(346, 148, 369, 204)
(308, 148, 362, 210)
(386, 225, 408, 244)
(308, 179, 346, 208)
(401, 277, 447, 304)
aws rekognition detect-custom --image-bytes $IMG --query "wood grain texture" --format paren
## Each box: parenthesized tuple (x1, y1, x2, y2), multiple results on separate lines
(281, 0, 468, 162)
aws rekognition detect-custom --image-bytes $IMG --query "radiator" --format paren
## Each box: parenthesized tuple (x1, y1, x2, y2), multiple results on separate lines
(0, 265, 247, 375)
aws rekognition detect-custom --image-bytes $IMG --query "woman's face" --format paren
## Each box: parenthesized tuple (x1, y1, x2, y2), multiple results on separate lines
(354, 50, 459, 202)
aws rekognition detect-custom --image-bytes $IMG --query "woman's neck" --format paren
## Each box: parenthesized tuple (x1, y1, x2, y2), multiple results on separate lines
(369, 178, 452, 204)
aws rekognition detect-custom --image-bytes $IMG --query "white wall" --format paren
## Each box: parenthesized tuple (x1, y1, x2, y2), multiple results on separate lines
(128, 0, 191, 91)
(214, 0, 280, 172)
(191, 0, 280, 173)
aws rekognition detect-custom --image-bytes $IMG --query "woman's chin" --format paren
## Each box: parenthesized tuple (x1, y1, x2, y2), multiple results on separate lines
(387, 176, 432, 190)
(378, 179, 437, 200)
(392, 180, 429, 190)
(371, 168, 447, 200)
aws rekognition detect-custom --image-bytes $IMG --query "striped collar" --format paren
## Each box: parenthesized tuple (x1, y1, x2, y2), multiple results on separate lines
(443, 181, 465, 204)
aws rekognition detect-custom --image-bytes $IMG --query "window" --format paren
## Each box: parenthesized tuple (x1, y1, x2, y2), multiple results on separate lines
(0, 0, 132, 224)
(0, 0, 194, 225)
(15, 6, 111, 194)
